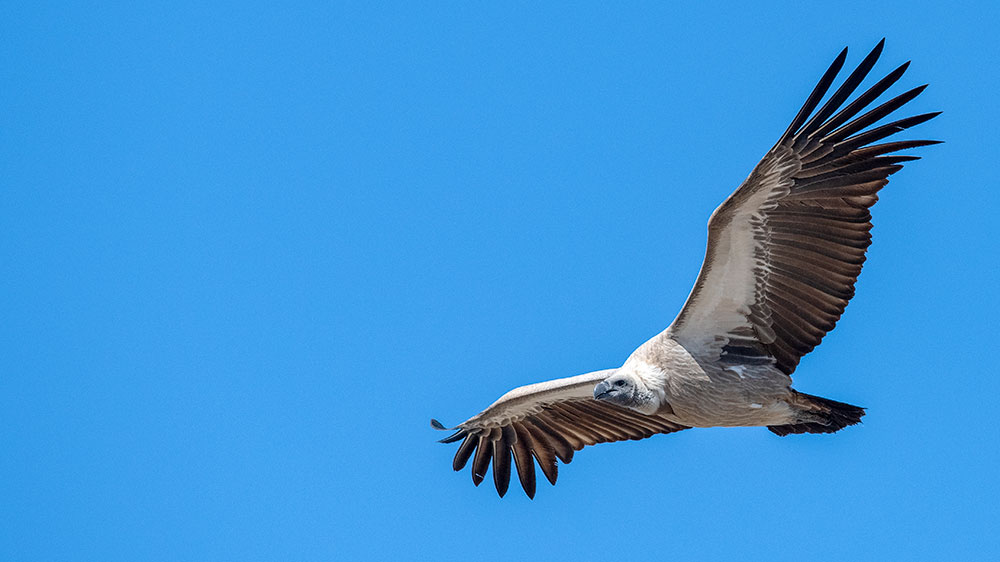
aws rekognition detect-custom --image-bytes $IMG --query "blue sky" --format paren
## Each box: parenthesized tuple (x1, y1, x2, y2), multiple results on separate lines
(3, 2, 998, 561)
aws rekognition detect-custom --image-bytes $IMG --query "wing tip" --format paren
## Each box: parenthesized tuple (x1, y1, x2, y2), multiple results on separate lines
(432, 418, 469, 444)
(778, 44, 850, 144)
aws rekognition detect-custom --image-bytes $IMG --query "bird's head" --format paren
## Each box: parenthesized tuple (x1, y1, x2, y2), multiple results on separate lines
(593, 370, 659, 414)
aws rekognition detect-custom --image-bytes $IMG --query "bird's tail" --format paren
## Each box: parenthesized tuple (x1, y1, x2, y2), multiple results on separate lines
(768, 391, 865, 436)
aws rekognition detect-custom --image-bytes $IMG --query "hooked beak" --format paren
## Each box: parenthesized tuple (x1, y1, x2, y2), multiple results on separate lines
(593, 381, 613, 400)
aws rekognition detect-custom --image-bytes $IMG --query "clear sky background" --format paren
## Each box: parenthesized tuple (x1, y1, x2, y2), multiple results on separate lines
(3, 2, 998, 561)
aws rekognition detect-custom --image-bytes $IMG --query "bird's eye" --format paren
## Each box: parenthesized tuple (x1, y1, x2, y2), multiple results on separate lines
(614, 380, 626, 387)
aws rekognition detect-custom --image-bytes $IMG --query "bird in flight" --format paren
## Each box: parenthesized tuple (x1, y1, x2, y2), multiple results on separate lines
(432, 40, 939, 499)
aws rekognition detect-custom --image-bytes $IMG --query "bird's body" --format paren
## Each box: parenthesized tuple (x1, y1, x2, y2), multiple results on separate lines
(433, 40, 938, 498)
(626, 335, 795, 428)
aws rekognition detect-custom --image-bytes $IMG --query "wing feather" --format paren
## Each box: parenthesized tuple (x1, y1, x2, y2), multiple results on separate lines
(452, 434, 477, 471)
(470, 428, 495, 487)
(491, 433, 512, 497)
(521, 422, 559, 485)
(509, 425, 536, 498)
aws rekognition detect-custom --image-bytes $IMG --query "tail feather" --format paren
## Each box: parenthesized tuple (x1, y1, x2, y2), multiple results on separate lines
(769, 391, 865, 436)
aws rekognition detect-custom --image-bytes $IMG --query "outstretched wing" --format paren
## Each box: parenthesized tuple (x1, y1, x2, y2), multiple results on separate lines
(667, 40, 939, 375)
(432, 370, 688, 498)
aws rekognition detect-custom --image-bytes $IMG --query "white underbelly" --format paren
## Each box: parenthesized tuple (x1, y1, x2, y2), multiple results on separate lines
(664, 364, 795, 427)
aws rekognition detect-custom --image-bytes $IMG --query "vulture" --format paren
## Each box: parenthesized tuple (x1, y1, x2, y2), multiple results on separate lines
(432, 40, 939, 498)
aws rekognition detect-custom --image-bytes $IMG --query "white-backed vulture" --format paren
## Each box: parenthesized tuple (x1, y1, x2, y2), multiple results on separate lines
(433, 40, 939, 498)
